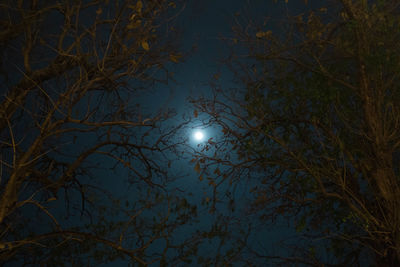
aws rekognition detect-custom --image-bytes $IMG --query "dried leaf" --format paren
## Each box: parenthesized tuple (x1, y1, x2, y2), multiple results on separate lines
(169, 54, 180, 63)
(47, 197, 57, 202)
(256, 32, 264, 38)
(256, 31, 272, 38)
(193, 109, 198, 118)
(194, 162, 201, 173)
(136, 0, 143, 13)
(141, 40, 149, 51)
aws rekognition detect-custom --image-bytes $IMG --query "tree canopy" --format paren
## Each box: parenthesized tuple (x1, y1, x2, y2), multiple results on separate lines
(193, 0, 400, 265)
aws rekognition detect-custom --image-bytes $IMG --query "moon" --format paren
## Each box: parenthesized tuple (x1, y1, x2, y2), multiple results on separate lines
(194, 130, 204, 141)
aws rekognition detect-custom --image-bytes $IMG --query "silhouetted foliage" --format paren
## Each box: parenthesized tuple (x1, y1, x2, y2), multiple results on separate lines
(192, 0, 400, 265)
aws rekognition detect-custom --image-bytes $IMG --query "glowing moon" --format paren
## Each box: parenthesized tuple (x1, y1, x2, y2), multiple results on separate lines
(194, 131, 204, 141)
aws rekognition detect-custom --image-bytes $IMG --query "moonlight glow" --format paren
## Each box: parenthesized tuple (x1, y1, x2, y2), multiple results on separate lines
(194, 131, 204, 141)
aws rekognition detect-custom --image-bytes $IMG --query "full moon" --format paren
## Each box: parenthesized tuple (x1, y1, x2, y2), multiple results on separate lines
(194, 131, 204, 141)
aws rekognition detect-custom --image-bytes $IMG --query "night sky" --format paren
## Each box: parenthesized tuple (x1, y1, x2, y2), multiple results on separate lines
(1, 0, 324, 266)
(3, 0, 396, 266)
(117, 0, 323, 265)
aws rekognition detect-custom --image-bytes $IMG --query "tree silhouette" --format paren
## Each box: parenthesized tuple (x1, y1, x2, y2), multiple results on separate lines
(0, 0, 197, 265)
(192, 0, 400, 265)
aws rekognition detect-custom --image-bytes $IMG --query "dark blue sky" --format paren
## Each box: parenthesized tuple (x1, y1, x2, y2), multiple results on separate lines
(127, 1, 326, 266)
(163, 0, 321, 109)
(6, 0, 398, 265)
(1, 1, 336, 266)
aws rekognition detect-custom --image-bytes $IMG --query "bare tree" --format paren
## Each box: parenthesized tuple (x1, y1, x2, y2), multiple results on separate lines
(0, 0, 199, 265)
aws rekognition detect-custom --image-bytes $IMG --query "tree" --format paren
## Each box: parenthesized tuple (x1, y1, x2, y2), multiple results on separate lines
(0, 0, 198, 265)
(192, 0, 400, 265)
